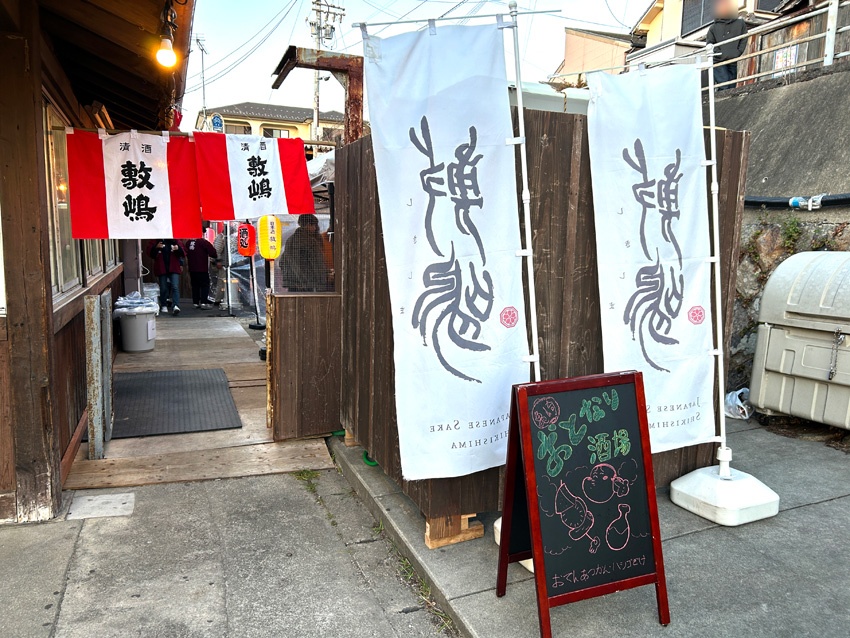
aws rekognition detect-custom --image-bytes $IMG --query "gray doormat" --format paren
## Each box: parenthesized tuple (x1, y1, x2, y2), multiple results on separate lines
(86, 368, 242, 440)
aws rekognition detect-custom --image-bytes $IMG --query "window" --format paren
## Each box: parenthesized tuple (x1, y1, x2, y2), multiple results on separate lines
(272, 213, 334, 293)
(44, 106, 82, 294)
(105, 239, 118, 267)
(261, 126, 291, 138)
(757, 0, 783, 12)
(682, 0, 712, 35)
(224, 121, 252, 135)
(85, 239, 103, 278)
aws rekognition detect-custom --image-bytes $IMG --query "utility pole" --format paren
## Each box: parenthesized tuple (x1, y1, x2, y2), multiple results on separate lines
(196, 36, 209, 130)
(308, 1, 344, 142)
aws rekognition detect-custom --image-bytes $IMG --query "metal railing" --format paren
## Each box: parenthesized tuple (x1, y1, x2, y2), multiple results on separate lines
(708, 0, 848, 89)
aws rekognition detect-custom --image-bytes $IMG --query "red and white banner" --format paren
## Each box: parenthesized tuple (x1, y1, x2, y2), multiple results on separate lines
(66, 129, 202, 239)
(193, 133, 314, 221)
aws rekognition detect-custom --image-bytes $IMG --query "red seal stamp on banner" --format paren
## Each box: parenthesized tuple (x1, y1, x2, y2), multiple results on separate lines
(531, 396, 560, 429)
(688, 306, 706, 325)
(500, 306, 519, 328)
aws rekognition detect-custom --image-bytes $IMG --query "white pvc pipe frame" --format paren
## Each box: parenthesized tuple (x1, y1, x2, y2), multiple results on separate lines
(703, 45, 731, 476)
(507, 1, 543, 382)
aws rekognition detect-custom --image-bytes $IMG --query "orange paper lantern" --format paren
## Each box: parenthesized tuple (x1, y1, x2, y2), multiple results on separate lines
(237, 223, 256, 256)
(257, 215, 282, 260)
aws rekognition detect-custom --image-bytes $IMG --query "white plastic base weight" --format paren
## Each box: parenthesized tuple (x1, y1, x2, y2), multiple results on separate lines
(670, 466, 780, 526)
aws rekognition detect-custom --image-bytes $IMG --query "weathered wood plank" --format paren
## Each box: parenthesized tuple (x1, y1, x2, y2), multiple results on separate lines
(273, 296, 300, 440)
(64, 440, 334, 490)
(268, 295, 342, 441)
(299, 295, 342, 437)
(337, 142, 356, 434)
(0, 344, 14, 492)
(0, 19, 61, 521)
(85, 295, 104, 459)
(0, 490, 15, 522)
(60, 408, 87, 487)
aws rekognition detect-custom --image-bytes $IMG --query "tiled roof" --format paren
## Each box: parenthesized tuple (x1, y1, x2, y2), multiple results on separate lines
(203, 102, 344, 123)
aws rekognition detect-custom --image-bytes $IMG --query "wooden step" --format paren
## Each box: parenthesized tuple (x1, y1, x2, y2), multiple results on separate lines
(64, 439, 333, 490)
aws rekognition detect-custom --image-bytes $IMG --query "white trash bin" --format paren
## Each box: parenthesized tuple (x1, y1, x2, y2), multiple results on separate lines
(750, 251, 850, 429)
(119, 311, 156, 352)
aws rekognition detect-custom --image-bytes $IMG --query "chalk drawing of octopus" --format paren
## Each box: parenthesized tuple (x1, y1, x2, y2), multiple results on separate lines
(582, 463, 631, 504)
(555, 482, 600, 554)
(606, 504, 632, 551)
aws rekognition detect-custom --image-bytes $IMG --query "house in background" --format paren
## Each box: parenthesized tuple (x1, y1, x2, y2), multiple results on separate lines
(628, 0, 785, 66)
(195, 102, 346, 152)
(549, 28, 641, 89)
(547, 1, 843, 89)
(628, 0, 846, 79)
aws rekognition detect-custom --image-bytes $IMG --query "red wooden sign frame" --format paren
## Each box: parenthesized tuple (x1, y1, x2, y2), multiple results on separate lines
(496, 371, 670, 638)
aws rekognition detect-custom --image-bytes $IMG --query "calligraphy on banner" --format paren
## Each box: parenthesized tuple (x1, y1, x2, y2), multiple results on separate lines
(66, 129, 201, 239)
(409, 117, 495, 383)
(587, 65, 716, 453)
(364, 24, 529, 480)
(193, 133, 315, 221)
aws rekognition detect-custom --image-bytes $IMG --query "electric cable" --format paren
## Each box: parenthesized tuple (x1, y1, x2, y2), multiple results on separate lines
(186, 4, 292, 81)
(185, 0, 300, 94)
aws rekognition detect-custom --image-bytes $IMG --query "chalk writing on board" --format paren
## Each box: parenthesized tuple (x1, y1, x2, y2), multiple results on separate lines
(535, 391, 626, 478)
(550, 554, 648, 589)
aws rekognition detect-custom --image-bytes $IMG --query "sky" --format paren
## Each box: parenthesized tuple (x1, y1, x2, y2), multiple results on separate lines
(179, 0, 651, 130)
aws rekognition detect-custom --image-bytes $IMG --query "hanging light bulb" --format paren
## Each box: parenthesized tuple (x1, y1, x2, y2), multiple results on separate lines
(156, 35, 177, 68)
(156, 1, 178, 68)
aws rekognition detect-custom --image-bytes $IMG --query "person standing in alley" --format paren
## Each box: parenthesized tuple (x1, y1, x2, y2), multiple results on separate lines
(146, 238, 186, 315)
(186, 235, 218, 309)
(279, 214, 330, 292)
(212, 223, 236, 309)
(707, 0, 748, 89)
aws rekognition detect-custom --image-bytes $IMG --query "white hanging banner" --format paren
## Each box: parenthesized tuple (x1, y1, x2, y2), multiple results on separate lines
(364, 24, 530, 480)
(587, 65, 716, 453)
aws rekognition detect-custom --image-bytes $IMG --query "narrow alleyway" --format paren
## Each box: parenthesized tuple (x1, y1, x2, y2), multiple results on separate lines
(66, 314, 331, 489)
(0, 469, 454, 637)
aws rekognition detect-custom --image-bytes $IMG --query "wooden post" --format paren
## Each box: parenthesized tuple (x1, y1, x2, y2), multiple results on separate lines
(344, 429, 357, 447)
(0, 8, 61, 521)
(85, 295, 104, 460)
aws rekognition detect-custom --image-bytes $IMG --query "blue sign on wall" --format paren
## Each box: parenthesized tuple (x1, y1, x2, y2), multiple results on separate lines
(211, 113, 223, 133)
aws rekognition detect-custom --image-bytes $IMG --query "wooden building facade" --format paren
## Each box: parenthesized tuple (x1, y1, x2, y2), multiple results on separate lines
(0, 0, 195, 522)
(336, 109, 750, 526)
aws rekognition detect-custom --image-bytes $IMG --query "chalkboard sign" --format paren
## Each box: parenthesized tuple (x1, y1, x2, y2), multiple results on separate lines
(496, 371, 669, 638)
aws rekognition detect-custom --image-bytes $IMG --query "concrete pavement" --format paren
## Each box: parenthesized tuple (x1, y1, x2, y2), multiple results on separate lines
(0, 470, 453, 638)
(3, 418, 847, 638)
(331, 418, 850, 638)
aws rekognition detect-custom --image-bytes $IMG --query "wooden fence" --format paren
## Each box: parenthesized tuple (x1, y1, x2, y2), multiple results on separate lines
(336, 109, 749, 521)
